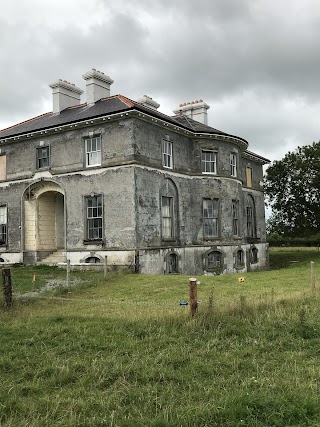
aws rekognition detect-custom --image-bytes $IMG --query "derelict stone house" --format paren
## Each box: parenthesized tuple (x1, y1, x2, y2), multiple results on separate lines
(0, 69, 269, 275)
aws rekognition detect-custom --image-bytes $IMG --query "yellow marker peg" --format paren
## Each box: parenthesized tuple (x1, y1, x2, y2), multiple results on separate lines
(238, 277, 245, 283)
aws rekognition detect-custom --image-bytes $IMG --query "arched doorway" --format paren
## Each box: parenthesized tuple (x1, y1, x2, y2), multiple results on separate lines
(23, 181, 65, 260)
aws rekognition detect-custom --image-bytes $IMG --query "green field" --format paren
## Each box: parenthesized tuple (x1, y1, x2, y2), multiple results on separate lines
(1, 249, 320, 426)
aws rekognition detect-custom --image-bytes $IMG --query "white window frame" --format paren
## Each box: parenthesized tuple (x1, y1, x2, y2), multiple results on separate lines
(201, 150, 217, 174)
(230, 153, 237, 177)
(203, 198, 219, 238)
(162, 140, 173, 169)
(0, 205, 7, 245)
(161, 196, 174, 239)
(85, 195, 103, 240)
(85, 136, 101, 167)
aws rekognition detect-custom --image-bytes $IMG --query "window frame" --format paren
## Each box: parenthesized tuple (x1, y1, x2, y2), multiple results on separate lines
(36, 146, 50, 170)
(203, 198, 219, 238)
(246, 195, 256, 238)
(84, 194, 103, 242)
(246, 166, 253, 188)
(201, 150, 217, 174)
(250, 246, 258, 264)
(235, 249, 245, 268)
(232, 199, 240, 236)
(0, 205, 7, 246)
(162, 140, 173, 169)
(230, 153, 237, 177)
(85, 136, 102, 168)
(161, 196, 174, 240)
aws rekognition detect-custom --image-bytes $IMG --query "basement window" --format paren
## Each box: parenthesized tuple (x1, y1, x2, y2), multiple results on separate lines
(37, 146, 50, 169)
(235, 249, 245, 267)
(85, 256, 101, 263)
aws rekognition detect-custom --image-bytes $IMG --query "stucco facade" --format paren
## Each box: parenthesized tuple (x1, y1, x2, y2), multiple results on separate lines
(0, 69, 269, 275)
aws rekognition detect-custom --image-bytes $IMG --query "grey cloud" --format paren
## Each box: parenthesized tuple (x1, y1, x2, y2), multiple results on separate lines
(1, 0, 320, 163)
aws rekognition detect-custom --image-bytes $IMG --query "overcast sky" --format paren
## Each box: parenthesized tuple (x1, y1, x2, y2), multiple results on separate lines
(1, 0, 320, 162)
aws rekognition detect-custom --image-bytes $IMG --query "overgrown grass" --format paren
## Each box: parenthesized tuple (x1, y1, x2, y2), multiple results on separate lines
(1, 249, 320, 426)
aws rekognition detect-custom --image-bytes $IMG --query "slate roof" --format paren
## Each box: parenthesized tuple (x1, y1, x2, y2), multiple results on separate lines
(0, 95, 247, 144)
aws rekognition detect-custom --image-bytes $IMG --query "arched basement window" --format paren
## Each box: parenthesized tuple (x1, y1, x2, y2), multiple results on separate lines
(85, 256, 101, 264)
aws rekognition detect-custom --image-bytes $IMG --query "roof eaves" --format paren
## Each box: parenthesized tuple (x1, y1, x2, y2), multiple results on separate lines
(0, 111, 53, 133)
(244, 150, 270, 164)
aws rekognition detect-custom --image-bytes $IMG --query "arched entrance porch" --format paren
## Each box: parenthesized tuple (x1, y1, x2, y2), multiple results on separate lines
(23, 180, 65, 263)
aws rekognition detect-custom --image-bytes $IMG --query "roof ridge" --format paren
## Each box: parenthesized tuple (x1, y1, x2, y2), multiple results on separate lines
(0, 111, 52, 133)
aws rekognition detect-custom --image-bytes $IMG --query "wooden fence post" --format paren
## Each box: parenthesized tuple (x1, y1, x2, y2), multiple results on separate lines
(2, 268, 13, 307)
(311, 261, 315, 289)
(189, 277, 198, 317)
(104, 256, 108, 280)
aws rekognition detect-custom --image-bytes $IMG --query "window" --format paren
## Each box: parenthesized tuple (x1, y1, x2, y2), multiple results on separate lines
(162, 140, 173, 169)
(86, 136, 101, 167)
(246, 195, 256, 238)
(37, 146, 49, 169)
(235, 249, 244, 267)
(230, 153, 237, 177)
(246, 166, 252, 187)
(168, 253, 178, 273)
(203, 199, 219, 238)
(0, 206, 7, 245)
(0, 155, 6, 181)
(250, 247, 258, 264)
(85, 256, 101, 263)
(162, 196, 174, 239)
(85, 195, 103, 240)
(202, 151, 217, 174)
(208, 251, 222, 270)
(232, 200, 239, 236)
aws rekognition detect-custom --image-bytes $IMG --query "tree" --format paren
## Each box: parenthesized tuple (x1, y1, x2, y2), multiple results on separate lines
(264, 142, 320, 238)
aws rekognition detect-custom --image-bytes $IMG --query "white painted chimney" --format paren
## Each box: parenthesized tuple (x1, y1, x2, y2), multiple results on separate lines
(137, 95, 160, 111)
(49, 79, 83, 114)
(173, 100, 210, 125)
(82, 69, 114, 104)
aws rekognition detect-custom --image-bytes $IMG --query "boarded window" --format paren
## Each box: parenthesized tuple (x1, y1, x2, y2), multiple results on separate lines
(0, 155, 6, 181)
